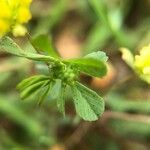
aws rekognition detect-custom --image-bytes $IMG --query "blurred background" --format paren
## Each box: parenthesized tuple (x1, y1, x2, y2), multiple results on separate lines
(0, 0, 150, 149)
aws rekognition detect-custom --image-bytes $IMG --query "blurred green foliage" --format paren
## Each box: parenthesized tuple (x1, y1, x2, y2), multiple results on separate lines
(0, 0, 150, 149)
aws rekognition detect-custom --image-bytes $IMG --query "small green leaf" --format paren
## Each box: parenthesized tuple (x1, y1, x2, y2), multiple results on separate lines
(17, 75, 50, 91)
(49, 79, 62, 100)
(49, 79, 65, 115)
(65, 58, 107, 77)
(64, 51, 108, 77)
(0, 36, 58, 63)
(38, 83, 51, 105)
(31, 34, 59, 58)
(20, 80, 49, 100)
(84, 51, 108, 62)
(72, 82, 104, 121)
(0, 36, 24, 56)
(23, 52, 58, 62)
(57, 85, 65, 116)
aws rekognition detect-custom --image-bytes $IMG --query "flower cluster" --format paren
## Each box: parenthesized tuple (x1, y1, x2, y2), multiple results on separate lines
(0, 0, 32, 37)
(121, 44, 150, 84)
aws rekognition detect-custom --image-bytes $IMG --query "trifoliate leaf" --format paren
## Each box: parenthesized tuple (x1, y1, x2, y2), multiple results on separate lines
(72, 82, 104, 121)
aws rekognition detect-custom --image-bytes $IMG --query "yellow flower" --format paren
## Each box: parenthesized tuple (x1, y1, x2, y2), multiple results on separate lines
(0, 0, 32, 37)
(121, 44, 150, 84)
(17, 7, 32, 23)
(134, 44, 150, 83)
(0, 20, 10, 35)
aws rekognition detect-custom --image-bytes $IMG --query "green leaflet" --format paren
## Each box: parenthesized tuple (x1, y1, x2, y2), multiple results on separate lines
(17, 75, 50, 91)
(72, 81, 104, 121)
(0, 36, 58, 63)
(84, 51, 108, 62)
(23, 52, 57, 62)
(17, 75, 51, 103)
(65, 58, 107, 77)
(20, 80, 49, 100)
(38, 83, 51, 105)
(49, 79, 62, 100)
(0, 36, 23, 56)
(49, 79, 65, 115)
(57, 85, 65, 116)
(31, 34, 59, 58)
(64, 51, 107, 77)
